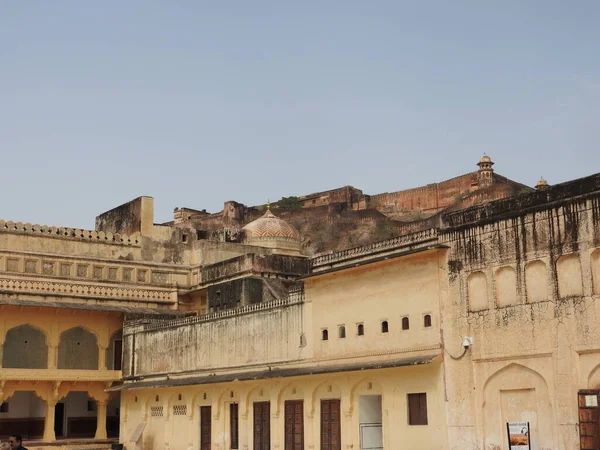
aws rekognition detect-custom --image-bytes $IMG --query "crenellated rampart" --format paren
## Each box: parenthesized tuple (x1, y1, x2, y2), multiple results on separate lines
(0, 219, 140, 245)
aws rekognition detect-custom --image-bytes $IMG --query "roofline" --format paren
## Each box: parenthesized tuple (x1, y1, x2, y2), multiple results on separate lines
(302, 244, 447, 280)
(108, 353, 441, 391)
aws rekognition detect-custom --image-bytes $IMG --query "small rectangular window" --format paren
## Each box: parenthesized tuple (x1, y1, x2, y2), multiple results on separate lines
(230, 403, 239, 449)
(408, 393, 428, 425)
(0, 402, 9, 413)
(87, 400, 96, 412)
(381, 321, 389, 333)
(339, 326, 346, 339)
(424, 314, 432, 328)
(402, 316, 410, 330)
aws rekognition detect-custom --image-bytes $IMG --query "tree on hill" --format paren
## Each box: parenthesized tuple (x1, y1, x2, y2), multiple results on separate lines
(277, 196, 303, 209)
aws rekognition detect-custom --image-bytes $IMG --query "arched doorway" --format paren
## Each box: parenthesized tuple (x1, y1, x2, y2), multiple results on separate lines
(55, 392, 97, 439)
(0, 391, 46, 441)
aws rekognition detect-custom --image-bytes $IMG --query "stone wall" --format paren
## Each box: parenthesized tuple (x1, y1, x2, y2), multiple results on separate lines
(95, 196, 154, 237)
(369, 172, 479, 213)
(122, 296, 306, 378)
(439, 173, 600, 450)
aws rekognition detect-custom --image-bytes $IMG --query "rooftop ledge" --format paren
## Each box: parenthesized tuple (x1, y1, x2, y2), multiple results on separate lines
(0, 220, 141, 246)
(310, 228, 439, 270)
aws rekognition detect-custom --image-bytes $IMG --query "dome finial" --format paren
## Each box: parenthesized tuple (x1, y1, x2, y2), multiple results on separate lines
(266, 200, 270, 210)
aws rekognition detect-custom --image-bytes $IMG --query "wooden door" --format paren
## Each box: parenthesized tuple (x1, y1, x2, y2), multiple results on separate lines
(579, 390, 600, 450)
(320, 399, 341, 450)
(253, 401, 271, 450)
(200, 405, 211, 450)
(285, 400, 304, 450)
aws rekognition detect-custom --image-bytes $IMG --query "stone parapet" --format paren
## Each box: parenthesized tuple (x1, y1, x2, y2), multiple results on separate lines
(311, 228, 438, 270)
(0, 220, 140, 246)
(125, 291, 304, 335)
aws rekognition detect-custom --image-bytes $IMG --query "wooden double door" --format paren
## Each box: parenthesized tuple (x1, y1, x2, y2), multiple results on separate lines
(321, 399, 341, 450)
(200, 405, 211, 450)
(285, 400, 304, 450)
(252, 398, 340, 450)
(254, 401, 271, 450)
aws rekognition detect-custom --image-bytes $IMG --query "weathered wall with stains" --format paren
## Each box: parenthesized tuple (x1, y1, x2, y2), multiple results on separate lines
(95, 196, 155, 236)
(123, 298, 306, 377)
(439, 173, 600, 450)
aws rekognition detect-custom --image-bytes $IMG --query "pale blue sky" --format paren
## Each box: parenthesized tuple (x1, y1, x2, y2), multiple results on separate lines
(1, 1, 599, 228)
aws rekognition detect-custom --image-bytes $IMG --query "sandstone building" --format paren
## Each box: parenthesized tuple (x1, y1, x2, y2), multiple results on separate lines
(1, 157, 599, 450)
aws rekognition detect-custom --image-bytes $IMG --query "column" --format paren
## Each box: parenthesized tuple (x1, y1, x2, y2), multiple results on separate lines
(48, 345, 58, 369)
(49, 325, 59, 369)
(43, 400, 57, 441)
(95, 399, 108, 439)
(98, 345, 107, 371)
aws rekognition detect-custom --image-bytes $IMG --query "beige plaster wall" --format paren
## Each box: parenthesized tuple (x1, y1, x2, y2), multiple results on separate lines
(305, 251, 444, 361)
(120, 363, 447, 450)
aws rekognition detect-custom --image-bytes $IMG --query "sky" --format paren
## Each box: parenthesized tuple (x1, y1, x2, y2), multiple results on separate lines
(1, 1, 599, 228)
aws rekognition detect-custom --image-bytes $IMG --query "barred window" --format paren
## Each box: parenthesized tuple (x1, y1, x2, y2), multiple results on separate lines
(173, 405, 187, 416)
(151, 406, 164, 417)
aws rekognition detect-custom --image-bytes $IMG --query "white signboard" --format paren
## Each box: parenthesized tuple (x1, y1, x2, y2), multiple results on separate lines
(585, 395, 598, 407)
(507, 422, 531, 450)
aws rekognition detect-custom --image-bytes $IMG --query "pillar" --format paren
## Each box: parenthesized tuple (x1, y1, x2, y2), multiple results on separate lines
(43, 400, 57, 441)
(95, 399, 108, 439)
(48, 345, 58, 369)
(99, 345, 107, 371)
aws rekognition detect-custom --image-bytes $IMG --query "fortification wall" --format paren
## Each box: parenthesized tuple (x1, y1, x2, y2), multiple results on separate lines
(370, 172, 478, 212)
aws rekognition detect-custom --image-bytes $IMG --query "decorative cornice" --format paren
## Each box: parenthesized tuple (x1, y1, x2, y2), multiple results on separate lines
(0, 276, 176, 303)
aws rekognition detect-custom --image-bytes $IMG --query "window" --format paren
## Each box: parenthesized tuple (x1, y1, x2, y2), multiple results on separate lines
(381, 321, 389, 333)
(402, 317, 410, 330)
(408, 393, 428, 425)
(0, 402, 8, 413)
(424, 315, 432, 328)
(230, 403, 239, 449)
(357, 323, 364, 336)
(322, 329, 329, 341)
(87, 400, 96, 412)
(339, 326, 346, 339)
